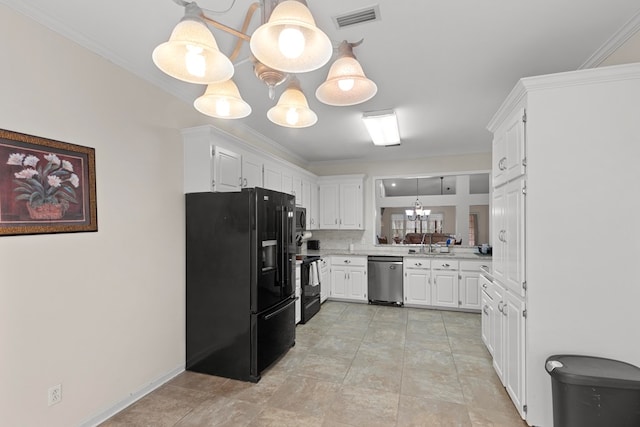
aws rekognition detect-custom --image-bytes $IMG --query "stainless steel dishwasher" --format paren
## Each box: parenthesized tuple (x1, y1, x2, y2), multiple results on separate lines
(367, 256, 404, 306)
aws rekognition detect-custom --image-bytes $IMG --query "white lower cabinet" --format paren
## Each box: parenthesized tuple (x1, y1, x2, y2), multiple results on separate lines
(491, 279, 526, 418)
(295, 263, 301, 324)
(431, 260, 459, 309)
(491, 281, 506, 383)
(480, 276, 494, 355)
(459, 260, 491, 310)
(504, 290, 526, 418)
(401, 258, 489, 311)
(329, 256, 367, 302)
(319, 258, 329, 303)
(403, 258, 431, 306)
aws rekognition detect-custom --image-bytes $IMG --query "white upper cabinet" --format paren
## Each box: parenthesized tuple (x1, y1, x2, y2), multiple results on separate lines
(493, 108, 526, 188)
(263, 163, 282, 192)
(182, 125, 317, 196)
(183, 139, 242, 193)
(318, 183, 340, 229)
(308, 182, 319, 230)
(241, 153, 263, 189)
(318, 175, 365, 230)
(293, 175, 303, 206)
(213, 146, 243, 192)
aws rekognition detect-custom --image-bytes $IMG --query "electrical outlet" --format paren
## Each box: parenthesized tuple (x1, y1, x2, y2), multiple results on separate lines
(48, 384, 62, 406)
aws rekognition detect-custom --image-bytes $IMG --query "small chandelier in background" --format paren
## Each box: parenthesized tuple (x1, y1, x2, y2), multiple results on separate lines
(152, 0, 377, 125)
(406, 178, 430, 221)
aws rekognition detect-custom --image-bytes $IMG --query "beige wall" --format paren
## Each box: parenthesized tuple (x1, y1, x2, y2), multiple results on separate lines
(599, 30, 640, 66)
(0, 6, 215, 426)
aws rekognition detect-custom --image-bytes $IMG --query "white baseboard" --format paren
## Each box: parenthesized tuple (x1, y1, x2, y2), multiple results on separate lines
(79, 364, 185, 427)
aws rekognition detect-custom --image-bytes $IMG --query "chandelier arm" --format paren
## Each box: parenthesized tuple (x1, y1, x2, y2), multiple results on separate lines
(228, 2, 260, 61)
(172, 0, 190, 7)
(200, 14, 251, 42)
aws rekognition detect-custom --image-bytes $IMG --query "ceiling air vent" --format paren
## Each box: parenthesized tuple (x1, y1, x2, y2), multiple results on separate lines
(333, 5, 380, 29)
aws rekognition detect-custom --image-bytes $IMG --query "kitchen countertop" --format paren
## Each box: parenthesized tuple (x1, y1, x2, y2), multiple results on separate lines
(302, 248, 492, 260)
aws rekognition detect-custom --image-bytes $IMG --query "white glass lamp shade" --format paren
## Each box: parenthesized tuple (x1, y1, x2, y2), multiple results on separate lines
(316, 55, 378, 106)
(250, 0, 332, 73)
(268, 79, 317, 128)
(152, 17, 234, 84)
(194, 80, 251, 119)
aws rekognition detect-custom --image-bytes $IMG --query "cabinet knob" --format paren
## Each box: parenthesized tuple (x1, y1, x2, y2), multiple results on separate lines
(416, 262, 421, 266)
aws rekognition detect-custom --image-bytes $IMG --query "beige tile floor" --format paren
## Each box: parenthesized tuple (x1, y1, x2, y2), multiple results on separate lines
(100, 302, 528, 426)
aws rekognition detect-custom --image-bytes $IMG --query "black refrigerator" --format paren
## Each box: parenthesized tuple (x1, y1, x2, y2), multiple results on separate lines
(185, 188, 296, 382)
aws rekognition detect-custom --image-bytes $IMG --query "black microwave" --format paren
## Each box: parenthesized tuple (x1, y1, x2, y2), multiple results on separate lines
(295, 207, 306, 232)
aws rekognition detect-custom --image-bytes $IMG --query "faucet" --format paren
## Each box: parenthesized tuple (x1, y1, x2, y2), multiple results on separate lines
(419, 233, 432, 253)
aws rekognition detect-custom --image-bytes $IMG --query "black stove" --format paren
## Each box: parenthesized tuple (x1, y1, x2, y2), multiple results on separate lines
(299, 256, 321, 323)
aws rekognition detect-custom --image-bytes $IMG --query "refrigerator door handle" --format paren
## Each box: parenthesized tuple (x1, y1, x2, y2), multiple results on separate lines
(263, 297, 295, 320)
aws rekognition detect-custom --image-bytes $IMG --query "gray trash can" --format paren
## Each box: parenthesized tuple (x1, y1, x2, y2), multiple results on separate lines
(546, 354, 640, 427)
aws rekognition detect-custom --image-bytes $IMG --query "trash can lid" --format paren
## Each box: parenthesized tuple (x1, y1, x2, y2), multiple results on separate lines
(545, 355, 640, 389)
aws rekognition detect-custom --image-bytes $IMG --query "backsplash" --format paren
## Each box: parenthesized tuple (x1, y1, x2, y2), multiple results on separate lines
(307, 230, 368, 250)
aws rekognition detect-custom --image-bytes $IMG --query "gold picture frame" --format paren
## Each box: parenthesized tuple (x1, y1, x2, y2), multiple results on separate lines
(0, 129, 97, 236)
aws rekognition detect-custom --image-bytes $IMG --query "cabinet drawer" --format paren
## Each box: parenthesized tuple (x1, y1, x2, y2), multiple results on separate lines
(460, 260, 492, 271)
(331, 256, 366, 267)
(432, 260, 459, 270)
(403, 258, 431, 270)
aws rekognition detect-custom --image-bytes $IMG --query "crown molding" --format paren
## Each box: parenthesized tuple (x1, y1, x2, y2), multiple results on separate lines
(579, 9, 640, 69)
(488, 62, 640, 131)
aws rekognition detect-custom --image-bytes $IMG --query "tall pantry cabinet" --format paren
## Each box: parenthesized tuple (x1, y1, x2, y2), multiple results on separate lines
(487, 63, 640, 427)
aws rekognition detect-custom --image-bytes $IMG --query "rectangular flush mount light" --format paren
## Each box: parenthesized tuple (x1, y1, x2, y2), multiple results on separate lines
(362, 110, 400, 146)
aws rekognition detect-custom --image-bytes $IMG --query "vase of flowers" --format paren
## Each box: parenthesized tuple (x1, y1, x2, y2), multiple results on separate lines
(7, 152, 80, 220)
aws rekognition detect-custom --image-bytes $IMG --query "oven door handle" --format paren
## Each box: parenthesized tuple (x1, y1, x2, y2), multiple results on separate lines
(263, 297, 295, 321)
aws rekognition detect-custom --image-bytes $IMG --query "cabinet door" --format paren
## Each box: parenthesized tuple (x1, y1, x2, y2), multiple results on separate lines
(293, 176, 303, 206)
(331, 266, 347, 298)
(320, 259, 330, 302)
(348, 267, 367, 301)
(302, 179, 311, 210)
(459, 272, 481, 310)
(481, 291, 493, 355)
(404, 269, 431, 305)
(493, 108, 525, 186)
(319, 184, 340, 229)
(432, 270, 459, 308)
(492, 186, 506, 284)
(505, 292, 526, 418)
(505, 179, 526, 297)
(242, 155, 262, 188)
(504, 108, 526, 183)
(492, 133, 507, 187)
(492, 283, 506, 384)
(282, 171, 294, 196)
(263, 164, 281, 192)
(308, 183, 319, 230)
(213, 146, 242, 192)
(339, 182, 362, 229)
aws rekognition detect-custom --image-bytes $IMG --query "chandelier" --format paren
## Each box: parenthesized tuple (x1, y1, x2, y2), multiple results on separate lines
(152, 0, 378, 128)
(406, 178, 430, 221)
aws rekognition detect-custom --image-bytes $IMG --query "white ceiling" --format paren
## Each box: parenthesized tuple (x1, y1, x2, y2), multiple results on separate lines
(3, 0, 639, 164)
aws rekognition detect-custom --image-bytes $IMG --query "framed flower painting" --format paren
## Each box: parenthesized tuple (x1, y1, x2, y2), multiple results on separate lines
(0, 129, 97, 236)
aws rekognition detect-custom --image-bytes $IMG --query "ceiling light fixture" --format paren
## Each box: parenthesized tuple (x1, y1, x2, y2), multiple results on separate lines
(152, 0, 377, 125)
(362, 110, 401, 146)
(316, 40, 378, 106)
(194, 79, 252, 119)
(406, 178, 430, 221)
(267, 76, 317, 128)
